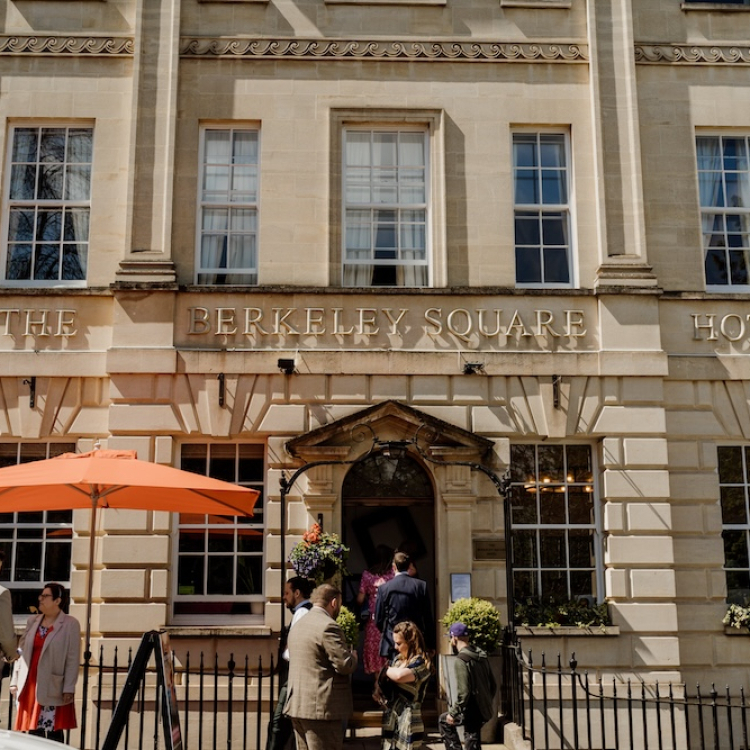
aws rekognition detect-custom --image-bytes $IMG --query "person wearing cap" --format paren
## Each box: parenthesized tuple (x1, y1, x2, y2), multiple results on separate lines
(439, 622, 497, 750)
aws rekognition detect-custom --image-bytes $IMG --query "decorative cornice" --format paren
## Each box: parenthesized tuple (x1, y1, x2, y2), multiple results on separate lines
(0, 36, 134, 56)
(635, 43, 750, 65)
(179, 37, 588, 63)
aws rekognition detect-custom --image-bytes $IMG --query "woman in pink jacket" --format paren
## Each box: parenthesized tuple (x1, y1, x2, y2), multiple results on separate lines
(10, 582, 81, 743)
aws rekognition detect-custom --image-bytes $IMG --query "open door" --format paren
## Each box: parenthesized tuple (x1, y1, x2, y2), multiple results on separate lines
(341, 452, 436, 705)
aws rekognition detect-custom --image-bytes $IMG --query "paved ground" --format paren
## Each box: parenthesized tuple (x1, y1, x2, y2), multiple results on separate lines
(344, 727, 507, 749)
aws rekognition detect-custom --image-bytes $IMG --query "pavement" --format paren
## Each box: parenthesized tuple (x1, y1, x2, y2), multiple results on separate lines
(343, 726, 507, 749)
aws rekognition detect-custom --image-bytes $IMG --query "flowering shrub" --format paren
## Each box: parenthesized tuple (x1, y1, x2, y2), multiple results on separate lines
(724, 604, 750, 632)
(441, 598, 503, 654)
(288, 523, 350, 584)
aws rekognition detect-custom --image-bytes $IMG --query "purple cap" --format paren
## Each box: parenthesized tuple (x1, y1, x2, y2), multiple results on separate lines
(449, 622, 469, 638)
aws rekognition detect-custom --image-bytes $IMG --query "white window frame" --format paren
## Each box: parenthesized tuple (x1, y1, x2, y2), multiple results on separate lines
(512, 129, 575, 289)
(0, 442, 76, 619)
(173, 443, 265, 624)
(331, 110, 445, 289)
(717, 445, 750, 605)
(509, 443, 603, 604)
(696, 133, 750, 291)
(195, 126, 260, 286)
(341, 125, 431, 288)
(1, 124, 93, 288)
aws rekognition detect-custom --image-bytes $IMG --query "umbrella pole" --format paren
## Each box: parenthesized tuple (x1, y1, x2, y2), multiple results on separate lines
(80, 495, 97, 749)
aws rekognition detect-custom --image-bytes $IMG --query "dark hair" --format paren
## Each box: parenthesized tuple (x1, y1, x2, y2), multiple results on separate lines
(44, 582, 68, 612)
(286, 576, 313, 600)
(0, 551, 5, 564)
(371, 545, 394, 576)
(393, 620, 431, 670)
(311, 583, 342, 607)
(393, 551, 411, 573)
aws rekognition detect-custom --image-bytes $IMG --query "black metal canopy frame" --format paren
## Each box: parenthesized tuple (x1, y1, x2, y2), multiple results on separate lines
(278, 421, 515, 634)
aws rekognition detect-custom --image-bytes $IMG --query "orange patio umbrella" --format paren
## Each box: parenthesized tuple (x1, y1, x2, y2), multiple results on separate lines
(0, 448, 259, 662)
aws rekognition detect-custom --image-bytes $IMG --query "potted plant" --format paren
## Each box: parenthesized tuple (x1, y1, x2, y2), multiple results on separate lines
(288, 523, 350, 585)
(724, 603, 750, 632)
(515, 597, 611, 629)
(337, 605, 360, 647)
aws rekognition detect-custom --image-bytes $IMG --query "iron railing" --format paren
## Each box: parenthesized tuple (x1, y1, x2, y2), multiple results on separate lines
(0, 645, 278, 750)
(500, 628, 750, 750)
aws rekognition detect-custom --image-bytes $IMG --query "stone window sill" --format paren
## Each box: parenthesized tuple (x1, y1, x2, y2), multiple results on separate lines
(501, 0, 571, 7)
(325, 0, 445, 4)
(724, 625, 749, 636)
(166, 625, 272, 637)
(515, 625, 620, 637)
(682, 2, 750, 9)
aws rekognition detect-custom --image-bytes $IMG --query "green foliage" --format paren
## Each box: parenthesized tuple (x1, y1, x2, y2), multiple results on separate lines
(337, 605, 360, 647)
(723, 603, 750, 632)
(514, 597, 611, 628)
(441, 598, 503, 654)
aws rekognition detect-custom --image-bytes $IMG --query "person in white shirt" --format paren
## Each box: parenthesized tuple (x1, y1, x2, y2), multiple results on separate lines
(266, 577, 313, 750)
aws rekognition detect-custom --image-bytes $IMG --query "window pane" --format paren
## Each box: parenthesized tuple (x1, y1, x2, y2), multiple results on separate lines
(514, 133, 571, 286)
(177, 444, 265, 617)
(510, 444, 598, 603)
(343, 128, 429, 288)
(724, 530, 750, 568)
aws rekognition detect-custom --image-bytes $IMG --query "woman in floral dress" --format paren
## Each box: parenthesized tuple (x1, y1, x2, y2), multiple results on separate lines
(377, 621, 432, 750)
(357, 544, 394, 674)
(11, 583, 81, 743)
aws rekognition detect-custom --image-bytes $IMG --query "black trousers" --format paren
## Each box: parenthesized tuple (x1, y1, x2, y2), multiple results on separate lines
(438, 712, 482, 750)
(30, 729, 65, 744)
(266, 684, 294, 750)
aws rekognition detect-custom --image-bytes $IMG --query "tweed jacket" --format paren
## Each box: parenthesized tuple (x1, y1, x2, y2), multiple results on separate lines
(0, 586, 18, 661)
(283, 605, 357, 721)
(375, 572, 434, 657)
(11, 612, 81, 706)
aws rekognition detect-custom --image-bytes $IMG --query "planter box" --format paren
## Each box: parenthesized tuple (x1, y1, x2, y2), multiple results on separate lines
(515, 625, 620, 637)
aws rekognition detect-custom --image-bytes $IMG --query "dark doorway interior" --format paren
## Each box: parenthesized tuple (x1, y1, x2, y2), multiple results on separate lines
(340, 453, 436, 715)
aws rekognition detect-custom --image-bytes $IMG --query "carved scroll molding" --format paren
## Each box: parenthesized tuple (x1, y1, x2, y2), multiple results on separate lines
(179, 38, 588, 63)
(635, 44, 750, 65)
(0, 36, 134, 56)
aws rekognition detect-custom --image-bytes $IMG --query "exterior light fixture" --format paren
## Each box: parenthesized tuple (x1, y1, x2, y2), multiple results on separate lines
(23, 377, 36, 409)
(217, 373, 225, 408)
(278, 358, 296, 375)
(463, 362, 484, 375)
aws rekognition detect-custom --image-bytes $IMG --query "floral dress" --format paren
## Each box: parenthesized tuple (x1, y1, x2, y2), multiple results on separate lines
(359, 567, 395, 674)
(15, 625, 77, 733)
(381, 655, 431, 750)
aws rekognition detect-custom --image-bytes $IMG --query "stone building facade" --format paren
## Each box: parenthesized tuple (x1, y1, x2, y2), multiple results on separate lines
(0, 0, 749, 695)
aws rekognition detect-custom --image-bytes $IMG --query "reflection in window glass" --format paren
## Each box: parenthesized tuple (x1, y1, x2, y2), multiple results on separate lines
(513, 133, 571, 286)
(510, 444, 598, 603)
(176, 444, 265, 618)
(718, 446, 750, 604)
(0, 443, 75, 616)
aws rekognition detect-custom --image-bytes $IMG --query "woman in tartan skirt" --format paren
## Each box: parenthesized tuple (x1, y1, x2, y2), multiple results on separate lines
(376, 621, 432, 750)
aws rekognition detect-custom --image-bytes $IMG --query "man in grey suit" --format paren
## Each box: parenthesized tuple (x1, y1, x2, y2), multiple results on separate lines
(0, 552, 18, 663)
(284, 583, 357, 750)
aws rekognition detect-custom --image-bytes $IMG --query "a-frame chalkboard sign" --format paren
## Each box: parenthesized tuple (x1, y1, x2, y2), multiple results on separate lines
(102, 630, 182, 750)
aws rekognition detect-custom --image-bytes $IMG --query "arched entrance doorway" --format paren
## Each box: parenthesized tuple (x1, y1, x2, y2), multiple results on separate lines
(341, 452, 436, 704)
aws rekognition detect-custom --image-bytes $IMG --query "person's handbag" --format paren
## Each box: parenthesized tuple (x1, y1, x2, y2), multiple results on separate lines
(373, 664, 395, 708)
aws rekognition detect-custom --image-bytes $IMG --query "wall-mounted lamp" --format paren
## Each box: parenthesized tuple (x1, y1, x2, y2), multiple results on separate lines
(22, 377, 36, 409)
(463, 362, 484, 375)
(278, 358, 296, 375)
(217, 373, 225, 408)
(552, 374, 561, 409)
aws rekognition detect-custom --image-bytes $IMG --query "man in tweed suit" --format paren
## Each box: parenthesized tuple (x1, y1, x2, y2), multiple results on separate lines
(284, 583, 358, 750)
